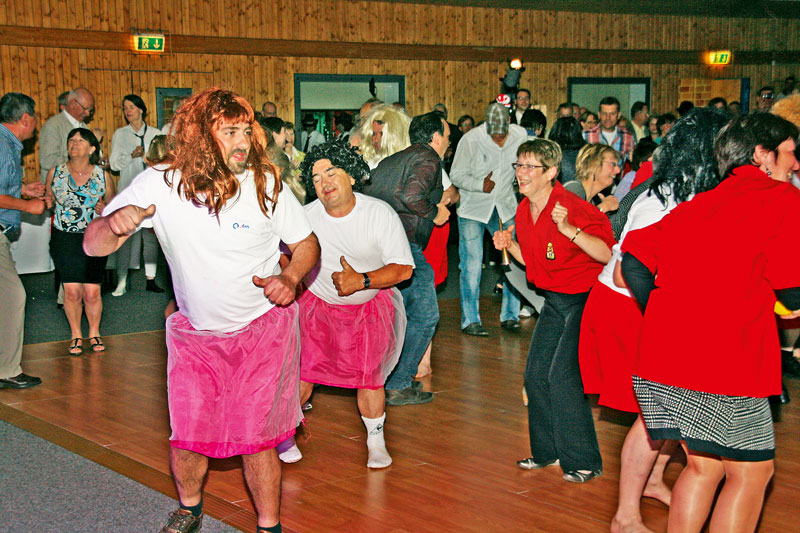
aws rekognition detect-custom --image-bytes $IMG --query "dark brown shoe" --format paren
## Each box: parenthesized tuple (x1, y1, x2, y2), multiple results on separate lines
(159, 509, 203, 533)
(462, 323, 489, 337)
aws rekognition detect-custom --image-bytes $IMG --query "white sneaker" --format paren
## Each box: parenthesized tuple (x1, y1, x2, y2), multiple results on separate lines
(111, 286, 127, 297)
(519, 306, 534, 318)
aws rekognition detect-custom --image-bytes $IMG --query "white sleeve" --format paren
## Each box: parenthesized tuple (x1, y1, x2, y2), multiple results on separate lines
(441, 168, 453, 190)
(376, 207, 415, 268)
(271, 184, 313, 244)
(449, 134, 485, 192)
(109, 128, 131, 173)
(102, 169, 159, 228)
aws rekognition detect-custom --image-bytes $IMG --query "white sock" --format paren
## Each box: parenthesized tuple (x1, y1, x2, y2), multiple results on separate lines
(277, 436, 303, 464)
(362, 413, 392, 468)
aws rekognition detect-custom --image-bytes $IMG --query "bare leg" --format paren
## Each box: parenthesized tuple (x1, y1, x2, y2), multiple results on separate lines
(299, 380, 314, 405)
(358, 388, 391, 468)
(63, 283, 84, 340)
(357, 387, 385, 419)
(643, 439, 678, 506)
(667, 444, 725, 533)
(169, 447, 208, 507)
(82, 283, 102, 338)
(415, 341, 433, 378)
(611, 415, 661, 533)
(242, 448, 282, 528)
(708, 458, 773, 532)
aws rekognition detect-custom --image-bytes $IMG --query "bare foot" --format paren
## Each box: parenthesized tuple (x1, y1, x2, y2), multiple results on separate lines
(415, 364, 432, 379)
(642, 481, 672, 507)
(610, 514, 656, 533)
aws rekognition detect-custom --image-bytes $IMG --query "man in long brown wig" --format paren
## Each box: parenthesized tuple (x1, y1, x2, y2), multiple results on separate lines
(84, 87, 319, 533)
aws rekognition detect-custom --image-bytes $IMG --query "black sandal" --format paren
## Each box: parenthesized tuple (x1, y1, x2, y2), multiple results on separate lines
(68, 338, 83, 356)
(88, 336, 105, 353)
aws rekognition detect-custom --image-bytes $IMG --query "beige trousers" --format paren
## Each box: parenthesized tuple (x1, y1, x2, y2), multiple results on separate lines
(0, 232, 25, 378)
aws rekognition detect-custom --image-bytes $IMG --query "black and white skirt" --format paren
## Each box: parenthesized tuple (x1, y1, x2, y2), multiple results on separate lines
(632, 375, 774, 461)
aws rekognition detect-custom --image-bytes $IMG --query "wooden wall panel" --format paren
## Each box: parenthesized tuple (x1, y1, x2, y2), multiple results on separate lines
(2, 0, 799, 182)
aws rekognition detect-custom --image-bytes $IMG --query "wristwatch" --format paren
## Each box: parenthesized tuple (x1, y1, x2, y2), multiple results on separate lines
(362, 272, 371, 289)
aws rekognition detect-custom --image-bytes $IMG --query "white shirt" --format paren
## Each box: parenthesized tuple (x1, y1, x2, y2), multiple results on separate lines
(597, 185, 680, 296)
(304, 193, 414, 306)
(449, 123, 526, 223)
(104, 166, 313, 332)
(63, 109, 84, 129)
(110, 123, 162, 191)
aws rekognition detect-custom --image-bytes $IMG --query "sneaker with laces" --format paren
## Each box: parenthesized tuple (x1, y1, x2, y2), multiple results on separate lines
(159, 508, 203, 533)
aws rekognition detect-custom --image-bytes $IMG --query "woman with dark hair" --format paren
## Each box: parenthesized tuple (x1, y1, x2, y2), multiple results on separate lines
(520, 108, 547, 138)
(573, 108, 732, 532)
(646, 115, 660, 143)
(494, 138, 615, 483)
(580, 110, 598, 132)
(46, 128, 115, 355)
(548, 117, 586, 183)
(620, 112, 800, 531)
(109, 94, 163, 295)
(655, 113, 676, 144)
(258, 116, 305, 204)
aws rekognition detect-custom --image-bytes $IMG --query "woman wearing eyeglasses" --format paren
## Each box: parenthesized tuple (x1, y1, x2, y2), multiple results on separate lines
(494, 138, 615, 483)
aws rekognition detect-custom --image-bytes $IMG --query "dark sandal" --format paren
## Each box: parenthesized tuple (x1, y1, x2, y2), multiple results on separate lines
(88, 336, 105, 353)
(68, 338, 83, 356)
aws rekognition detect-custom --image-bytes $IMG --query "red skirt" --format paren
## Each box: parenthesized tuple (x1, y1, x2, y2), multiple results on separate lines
(579, 282, 643, 412)
(298, 288, 405, 389)
(165, 305, 303, 458)
(423, 222, 449, 287)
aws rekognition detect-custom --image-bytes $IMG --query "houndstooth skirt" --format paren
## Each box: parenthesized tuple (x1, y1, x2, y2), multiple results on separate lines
(632, 375, 774, 461)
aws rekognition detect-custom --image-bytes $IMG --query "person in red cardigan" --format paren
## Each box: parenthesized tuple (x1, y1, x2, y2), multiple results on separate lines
(494, 138, 615, 483)
(621, 113, 800, 532)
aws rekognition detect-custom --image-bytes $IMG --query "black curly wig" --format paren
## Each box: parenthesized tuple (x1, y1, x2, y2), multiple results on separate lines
(648, 107, 732, 207)
(300, 140, 371, 200)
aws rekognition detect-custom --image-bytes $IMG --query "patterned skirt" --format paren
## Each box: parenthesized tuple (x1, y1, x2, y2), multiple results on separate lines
(633, 375, 774, 461)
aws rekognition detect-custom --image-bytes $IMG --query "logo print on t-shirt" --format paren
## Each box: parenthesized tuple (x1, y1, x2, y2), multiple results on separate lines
(546, 242, 555, 260)
(232, 222, 250, 230)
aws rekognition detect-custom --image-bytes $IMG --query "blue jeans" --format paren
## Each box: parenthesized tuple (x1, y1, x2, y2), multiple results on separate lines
(457, 210, 521, 328)
(385, 243, 439, 391)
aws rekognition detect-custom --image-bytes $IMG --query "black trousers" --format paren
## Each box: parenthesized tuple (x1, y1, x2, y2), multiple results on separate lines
(524, 290, 602, 472)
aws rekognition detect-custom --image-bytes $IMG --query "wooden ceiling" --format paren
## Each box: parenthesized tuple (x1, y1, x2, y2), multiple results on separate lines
(378, 0, 800, 19)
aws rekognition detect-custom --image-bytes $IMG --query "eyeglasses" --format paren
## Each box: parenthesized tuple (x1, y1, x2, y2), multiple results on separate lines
(760, 94, 775, 100)
(74, 99, 94, 114)
(512, 163, 546, 171)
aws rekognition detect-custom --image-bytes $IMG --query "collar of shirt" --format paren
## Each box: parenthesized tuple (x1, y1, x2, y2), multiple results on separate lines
(62, 109, 84, 129)
(0, 123, 23, 151)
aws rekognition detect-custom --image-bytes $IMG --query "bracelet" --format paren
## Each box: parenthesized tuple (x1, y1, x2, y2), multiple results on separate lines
(570, 227, 582, 242)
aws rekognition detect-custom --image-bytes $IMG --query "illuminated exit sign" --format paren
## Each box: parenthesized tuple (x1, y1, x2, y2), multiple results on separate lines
(707, 51, 732, 65)
(134, 34, 166, 53)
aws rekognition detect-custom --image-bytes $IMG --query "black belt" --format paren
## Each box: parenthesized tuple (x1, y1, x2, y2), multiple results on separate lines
(0, 222, 20, 242)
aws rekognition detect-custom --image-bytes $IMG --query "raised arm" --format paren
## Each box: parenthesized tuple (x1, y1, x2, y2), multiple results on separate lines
(252, 232, 321, 306)
(83, 203, 155, 256)
(551, 201, 612, 264)
(331, 256, 413, 297)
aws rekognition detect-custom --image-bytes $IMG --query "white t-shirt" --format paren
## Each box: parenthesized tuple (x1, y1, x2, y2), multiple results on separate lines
(304, 193, 414, 306)
(104, 166, 313, 332)
(597, 184, 680, 296)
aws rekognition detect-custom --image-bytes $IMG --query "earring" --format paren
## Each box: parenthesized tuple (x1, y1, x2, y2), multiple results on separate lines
(766, 168, 772, 177)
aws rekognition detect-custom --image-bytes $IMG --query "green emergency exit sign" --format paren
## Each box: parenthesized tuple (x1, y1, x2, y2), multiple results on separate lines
(134, 34, 166, 53)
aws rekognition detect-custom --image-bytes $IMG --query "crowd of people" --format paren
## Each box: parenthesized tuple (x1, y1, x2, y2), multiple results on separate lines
(1, 75, 799, 533)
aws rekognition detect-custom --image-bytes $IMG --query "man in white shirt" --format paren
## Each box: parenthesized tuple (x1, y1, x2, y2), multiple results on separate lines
(85, 88, 320, 533)
(293, 140, 414, 468)
(450, 102, 525, 336)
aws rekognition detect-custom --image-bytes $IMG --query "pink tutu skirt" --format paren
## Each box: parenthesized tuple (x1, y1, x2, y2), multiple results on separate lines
(298, 288, 406, 389)
(165, 305, 303, 458)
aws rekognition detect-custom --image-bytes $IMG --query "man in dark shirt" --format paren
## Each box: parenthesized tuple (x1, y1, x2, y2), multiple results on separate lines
(367, 111, 450, 405)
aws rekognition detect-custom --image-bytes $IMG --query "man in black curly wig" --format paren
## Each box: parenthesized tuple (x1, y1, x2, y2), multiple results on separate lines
(289, 140, 415, 468)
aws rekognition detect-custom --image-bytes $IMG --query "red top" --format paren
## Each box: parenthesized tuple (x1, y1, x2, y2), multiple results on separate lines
(516, 180, 616, 294)
(622, 166, 800, 397)
(631, 161, 654, 189)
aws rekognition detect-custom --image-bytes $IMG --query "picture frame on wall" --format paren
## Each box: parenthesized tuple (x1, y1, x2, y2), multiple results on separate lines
(155, 87, 192, 129)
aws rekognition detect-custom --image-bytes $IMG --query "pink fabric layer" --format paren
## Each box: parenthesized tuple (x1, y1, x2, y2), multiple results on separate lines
(298, 288, 405, 389)
(165, 305, 303, 458)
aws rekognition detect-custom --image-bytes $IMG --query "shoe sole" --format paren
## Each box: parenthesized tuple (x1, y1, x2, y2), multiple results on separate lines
(386, 395, 434, 406)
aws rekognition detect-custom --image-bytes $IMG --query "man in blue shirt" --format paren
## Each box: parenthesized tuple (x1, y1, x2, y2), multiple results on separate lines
(0, 92, 49, 389)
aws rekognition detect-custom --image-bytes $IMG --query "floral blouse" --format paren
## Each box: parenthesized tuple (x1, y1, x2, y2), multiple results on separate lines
(52, 164, 106, 233)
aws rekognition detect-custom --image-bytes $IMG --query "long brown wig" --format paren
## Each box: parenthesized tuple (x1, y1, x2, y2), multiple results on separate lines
(166, 87, 280, 217)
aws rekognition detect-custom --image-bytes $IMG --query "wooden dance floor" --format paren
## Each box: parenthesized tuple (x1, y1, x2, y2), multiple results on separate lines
(1, 297, 799, 532)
